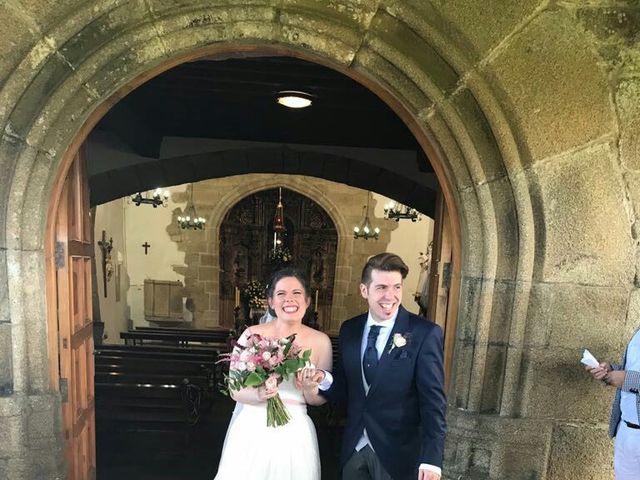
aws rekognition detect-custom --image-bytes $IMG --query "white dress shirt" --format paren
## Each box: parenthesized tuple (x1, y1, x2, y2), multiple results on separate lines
(355, 313, 396, 451)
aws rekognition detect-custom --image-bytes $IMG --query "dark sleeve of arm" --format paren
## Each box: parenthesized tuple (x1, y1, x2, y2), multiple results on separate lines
(319, 327, 347, 404)
(417, 324, 447, 468)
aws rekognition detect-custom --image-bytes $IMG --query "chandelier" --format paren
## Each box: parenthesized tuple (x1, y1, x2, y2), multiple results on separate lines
(383, 201, 422, 222)
(177, 185, 206, 230)
(272, 187, 286, 252)
(130, 188, 169, 207)
(353, 193, 380, 240)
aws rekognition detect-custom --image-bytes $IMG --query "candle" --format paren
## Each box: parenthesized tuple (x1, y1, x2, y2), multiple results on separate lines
(235, 287, 239, 307)
(314, 289, 319, 312)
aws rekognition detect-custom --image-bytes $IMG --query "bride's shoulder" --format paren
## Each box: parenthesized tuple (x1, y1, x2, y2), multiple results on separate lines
(301, 325, 331, 345)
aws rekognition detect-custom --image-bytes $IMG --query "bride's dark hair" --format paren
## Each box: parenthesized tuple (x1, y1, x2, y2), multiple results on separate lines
(265, 268, 311, 300)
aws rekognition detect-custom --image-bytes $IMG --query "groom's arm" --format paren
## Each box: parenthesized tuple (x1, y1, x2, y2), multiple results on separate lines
(318, 325, 348, 404)
(416, 323, 447, 470)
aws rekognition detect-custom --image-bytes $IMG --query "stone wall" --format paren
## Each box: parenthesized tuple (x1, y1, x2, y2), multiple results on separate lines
(0, 1, 638, 479)
(94, 198, 131, 344)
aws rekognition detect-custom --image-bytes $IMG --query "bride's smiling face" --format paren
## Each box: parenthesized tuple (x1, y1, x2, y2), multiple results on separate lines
(268, 276, 310, 322)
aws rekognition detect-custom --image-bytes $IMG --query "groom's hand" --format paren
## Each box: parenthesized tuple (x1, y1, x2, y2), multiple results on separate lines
(418, 469, 440, 480)
(295, 367, 325, 391)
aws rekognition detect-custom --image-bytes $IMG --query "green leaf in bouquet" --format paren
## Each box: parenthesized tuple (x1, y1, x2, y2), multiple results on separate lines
(244, 371, 265, 387)
(283, 358, 303, 373)
(282, 338, 295, 356)
(302, 349, 311, 363)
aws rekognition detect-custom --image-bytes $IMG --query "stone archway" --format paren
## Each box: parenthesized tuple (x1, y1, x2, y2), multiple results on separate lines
(1, 3, 633, 479)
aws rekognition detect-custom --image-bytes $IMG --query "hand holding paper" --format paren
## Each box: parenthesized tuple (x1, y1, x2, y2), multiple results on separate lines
(580, 349, 600, 369)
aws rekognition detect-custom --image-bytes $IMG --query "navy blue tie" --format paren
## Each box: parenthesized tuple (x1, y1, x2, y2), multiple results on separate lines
(363, 325, 382, 386)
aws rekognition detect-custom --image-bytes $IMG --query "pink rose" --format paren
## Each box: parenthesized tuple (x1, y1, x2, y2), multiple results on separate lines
(246, 362, 256, 372)
(239, 350, 251, 362)
(265, 374, 279, 391)
(268, 356, 280, 367)
(262, 351, 272, 361)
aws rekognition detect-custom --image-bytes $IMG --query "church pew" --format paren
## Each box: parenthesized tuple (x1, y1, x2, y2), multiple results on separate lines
(135, 326, 231, 336)
(131, 327, 232, 345)
(96, 342, 223, 357)
(329, 335, 339, 367)
(94, 344, 222, 435)
(120, 330, 230, 347)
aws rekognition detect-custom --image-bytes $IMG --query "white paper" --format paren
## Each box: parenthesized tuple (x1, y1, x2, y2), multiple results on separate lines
(581, 349, 600, 369)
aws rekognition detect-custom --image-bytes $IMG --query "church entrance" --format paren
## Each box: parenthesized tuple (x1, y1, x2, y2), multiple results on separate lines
(45, 52, 460, 479)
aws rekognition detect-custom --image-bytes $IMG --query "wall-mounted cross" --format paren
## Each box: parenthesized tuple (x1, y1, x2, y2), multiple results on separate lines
(142, 242, 151, 255)
(97, 230, 113, 298)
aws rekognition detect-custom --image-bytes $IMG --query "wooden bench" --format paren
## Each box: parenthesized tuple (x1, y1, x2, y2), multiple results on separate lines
(120, 330, 231, 347)
(94, 344, 223, 435)
(135, 326, 231, 337)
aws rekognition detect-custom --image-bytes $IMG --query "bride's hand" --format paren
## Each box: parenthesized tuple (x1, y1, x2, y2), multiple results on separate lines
(256, 375, 279, 401)
(256, 384, 278, 401)
(295, 367, 325, 392)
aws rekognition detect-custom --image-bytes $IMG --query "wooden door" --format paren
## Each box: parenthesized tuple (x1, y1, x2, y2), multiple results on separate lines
(427, 191, 457, 388)
(53, 149, 96, 479)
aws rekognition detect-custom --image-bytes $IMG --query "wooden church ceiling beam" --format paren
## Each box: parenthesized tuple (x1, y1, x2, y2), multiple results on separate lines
(88, 148, 438, 216)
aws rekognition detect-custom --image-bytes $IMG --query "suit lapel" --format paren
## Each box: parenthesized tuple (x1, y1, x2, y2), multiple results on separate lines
(367, 306, 410, 397)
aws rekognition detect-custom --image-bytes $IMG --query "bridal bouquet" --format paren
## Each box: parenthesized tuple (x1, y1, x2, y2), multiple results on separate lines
(221, 333, 311, 427)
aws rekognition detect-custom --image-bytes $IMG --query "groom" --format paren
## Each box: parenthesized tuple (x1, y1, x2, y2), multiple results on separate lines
(311, 252, 447, 480)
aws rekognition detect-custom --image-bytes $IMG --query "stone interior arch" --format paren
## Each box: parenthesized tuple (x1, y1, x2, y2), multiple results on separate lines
(215, 184, 340, 329)
(180, 174, 356, 332)
(0, 2, 635, 479)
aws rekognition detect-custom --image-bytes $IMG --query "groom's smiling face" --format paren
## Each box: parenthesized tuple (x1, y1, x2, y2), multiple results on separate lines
(360, 269, 403, 322)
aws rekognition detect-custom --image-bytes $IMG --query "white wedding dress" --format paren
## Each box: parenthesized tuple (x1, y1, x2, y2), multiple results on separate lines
(214, 374, 321, 480)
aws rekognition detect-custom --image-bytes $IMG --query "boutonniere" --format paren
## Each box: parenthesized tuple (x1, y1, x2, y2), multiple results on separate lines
(388, 333, 409, 354)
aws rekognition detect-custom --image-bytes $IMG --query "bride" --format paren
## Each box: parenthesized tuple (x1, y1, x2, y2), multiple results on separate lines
(214, 268, 333, 480)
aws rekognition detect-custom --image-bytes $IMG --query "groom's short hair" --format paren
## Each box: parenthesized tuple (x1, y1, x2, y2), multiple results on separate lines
(361, 252, 409, 285)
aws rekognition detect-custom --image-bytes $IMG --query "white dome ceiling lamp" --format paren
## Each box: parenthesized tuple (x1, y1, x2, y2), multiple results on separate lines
(276, 90, 313, 109)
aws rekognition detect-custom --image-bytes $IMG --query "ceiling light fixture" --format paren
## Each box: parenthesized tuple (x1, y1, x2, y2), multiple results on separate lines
(177, 184, 206, 231)
(272, 187, 286, 252)
(130, 188, 170, 207)
(276, 90, 313, 109)
(383, 201, 422, 222)
(354, 193, 380, 240)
